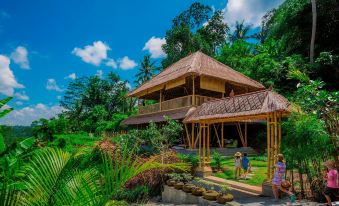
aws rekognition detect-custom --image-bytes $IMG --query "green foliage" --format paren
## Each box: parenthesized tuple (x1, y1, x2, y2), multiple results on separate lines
(0, 97, 13, 119)
(168, 172, 192, 183)
(31, 118, 55, 142)
(162, 3, 228, 67)
(135, 55, 158, 86)
(112, 185, 149, 203)
(212, 152, 224, 170)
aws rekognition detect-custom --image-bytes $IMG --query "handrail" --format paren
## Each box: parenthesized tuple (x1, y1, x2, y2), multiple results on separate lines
(138, 95, 218, 115)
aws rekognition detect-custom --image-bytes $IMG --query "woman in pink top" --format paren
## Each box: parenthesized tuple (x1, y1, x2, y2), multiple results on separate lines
(323, 160, 339, 206)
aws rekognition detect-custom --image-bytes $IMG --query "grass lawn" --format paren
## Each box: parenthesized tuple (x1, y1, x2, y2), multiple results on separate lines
(212, 157, 268, 186)
(48, 133, 98, 152)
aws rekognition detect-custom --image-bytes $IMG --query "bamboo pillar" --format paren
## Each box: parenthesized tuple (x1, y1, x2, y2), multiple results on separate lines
(191, 123, 195, 149)
(159, 90, 163, 111)
(192, 75, 195, 106)
(202, 123, 206, 167)
(199, 123, 202, 168)
(270, 112, 275, 179)
(221, 123, 224, 148)
(184, 124, 191, 148)
(274, 112, 278, 167)
(278, 113, 282, 154)
(267, 113, 271, 180)
(244, 122, 248, 147)
(207, 124, 210, 162)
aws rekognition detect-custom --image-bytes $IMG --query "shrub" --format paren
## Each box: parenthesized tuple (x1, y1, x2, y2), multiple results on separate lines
(212, 152, 224, 170)
(112, 185, 149, 203)
(57, 137, 66, 148)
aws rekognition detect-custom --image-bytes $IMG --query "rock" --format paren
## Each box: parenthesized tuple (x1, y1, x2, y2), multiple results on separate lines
(174, 182, 184, 190)
(216, 193, 234, 204)
(182, 183, 195, 193)
(191, 187, 205, 196)
(202, 190, 219, 201)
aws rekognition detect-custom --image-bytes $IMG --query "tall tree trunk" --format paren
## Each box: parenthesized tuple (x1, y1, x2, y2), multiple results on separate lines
(310, 0, 317, 63)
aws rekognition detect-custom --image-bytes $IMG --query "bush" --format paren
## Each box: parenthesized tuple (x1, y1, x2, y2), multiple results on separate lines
(112, 185, 149, 203)
(212, 152, 224, 170)
(57, 137, 66, 148)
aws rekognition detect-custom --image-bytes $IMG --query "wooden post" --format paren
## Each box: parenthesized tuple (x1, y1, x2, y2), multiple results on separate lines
(199, 123, 202, 168)
(278, 113, 282, 154)
(244, 122, 248, 147)
(207, 124, 210, 162)
(213, 124, 222, 148)
(271, 113, 275, 179)
(192, 75, 196, 106)
(274, 112, 278, 167)
(159, 90, 163, 111)
(191, 123, 195, 149)
(267, 113, 271, 180)
(221, 123, 224, 148)
(202, 123, 206, 167)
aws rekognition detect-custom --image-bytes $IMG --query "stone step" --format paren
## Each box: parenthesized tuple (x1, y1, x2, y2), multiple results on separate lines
(204, 176, 262, 195)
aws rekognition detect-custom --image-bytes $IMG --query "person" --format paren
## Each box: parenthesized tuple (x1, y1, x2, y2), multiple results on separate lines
(272, 154, 296, 203)
(242, 153, 250, 179)
(234, 152, 242, 179)
(323, 160, 339, 206)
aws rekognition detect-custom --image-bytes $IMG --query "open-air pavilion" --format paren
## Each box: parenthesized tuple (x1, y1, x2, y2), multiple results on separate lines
(183, 89, 291, 183)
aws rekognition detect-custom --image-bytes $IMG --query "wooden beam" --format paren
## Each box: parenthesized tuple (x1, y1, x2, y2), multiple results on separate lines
(159, 90, 163, 111)
(236, 123, 246, 147)
(184, 123, 192, 148)
(207, 124, 210, 162)
(213, 124, 222, 148)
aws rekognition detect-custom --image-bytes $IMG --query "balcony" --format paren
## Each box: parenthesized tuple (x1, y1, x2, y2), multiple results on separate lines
(138, 95, 218, 115)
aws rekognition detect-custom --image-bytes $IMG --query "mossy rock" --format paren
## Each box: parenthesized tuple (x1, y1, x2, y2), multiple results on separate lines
(174, 181, 184, 190)
(192, 187, 205, 196)
(105, 200, 128, 206)
(182, 183, 195, 193)
(216, 193, 234, 203)
(202, 190, 219, 201)
(166, 179, 176, 187)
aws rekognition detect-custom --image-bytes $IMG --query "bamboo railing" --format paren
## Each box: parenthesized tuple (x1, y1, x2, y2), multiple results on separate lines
(138, 95, 218, 115)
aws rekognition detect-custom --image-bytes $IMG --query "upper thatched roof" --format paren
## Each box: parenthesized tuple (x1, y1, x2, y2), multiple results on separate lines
(128, 51, 265, 97)
(183, 90, 290, 123)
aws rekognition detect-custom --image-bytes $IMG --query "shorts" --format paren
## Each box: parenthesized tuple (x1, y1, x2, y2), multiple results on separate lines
(324, 187, 339, 196)
(243, 166, 248, 171)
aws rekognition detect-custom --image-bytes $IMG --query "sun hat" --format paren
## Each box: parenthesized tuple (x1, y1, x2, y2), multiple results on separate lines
(234, 152, 241, 157)
(324, 160, 336, 168)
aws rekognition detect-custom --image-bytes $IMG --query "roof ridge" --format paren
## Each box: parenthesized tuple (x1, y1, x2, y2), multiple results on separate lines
(199, 52, 264, 88)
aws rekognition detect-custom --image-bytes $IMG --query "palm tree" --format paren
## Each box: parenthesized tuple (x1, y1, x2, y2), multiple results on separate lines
(2, 146, 189, 205)
(229, 21, 252, 42)
(135, 55, 158, 86)
(310, 0, 317, 63)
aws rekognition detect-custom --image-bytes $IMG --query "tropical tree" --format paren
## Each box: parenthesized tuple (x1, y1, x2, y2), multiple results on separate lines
(135, 55, 158, 86)
(229, 21, 252, 42)
(310, 0, 317, 63)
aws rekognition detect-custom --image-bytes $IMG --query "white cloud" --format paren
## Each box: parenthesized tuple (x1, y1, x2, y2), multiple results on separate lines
(223, 0, 283, 28)
(65, 73, 77, 80)
(143, 36, 167, 58)
(106, 58, 118, 69)
(0, 55, 24, 96)
(46, 79, 62, 92)
(15, 101, 23, 106)
(72, 41, 110, 66)
(15, 91, 29, 101)
(10, 46, 30, 69)
(0, 103, 63, 126)
(118, 56, 137, 70)
(96, 70, 103, 78)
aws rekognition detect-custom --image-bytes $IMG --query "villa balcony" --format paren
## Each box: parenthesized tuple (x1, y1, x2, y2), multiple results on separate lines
(138, 95, 218, 115)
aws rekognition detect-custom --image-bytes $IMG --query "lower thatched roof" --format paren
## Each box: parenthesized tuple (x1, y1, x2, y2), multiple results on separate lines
(122, 107, 195, 125)
(183, 90, 290, 123)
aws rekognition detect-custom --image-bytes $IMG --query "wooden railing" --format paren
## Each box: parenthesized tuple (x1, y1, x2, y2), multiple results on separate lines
(138, 95, 218, 115)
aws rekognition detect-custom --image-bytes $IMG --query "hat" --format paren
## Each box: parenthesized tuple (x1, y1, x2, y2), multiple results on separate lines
(234, 152, 242, 157)
(324, 160, 336, 168)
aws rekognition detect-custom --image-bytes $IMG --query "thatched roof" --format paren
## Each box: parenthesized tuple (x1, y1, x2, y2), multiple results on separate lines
(121, 107, 195, 125)
(183, 90, 290, 123)
(128, 51, 265, 97)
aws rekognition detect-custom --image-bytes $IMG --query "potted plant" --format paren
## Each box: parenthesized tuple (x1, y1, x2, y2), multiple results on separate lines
(192, 187, 205, 196)
(203, 190, 219, 201)
(183, 183, 195, 193)
(212, 152, 224, 173)
(216, 185, 233, 203)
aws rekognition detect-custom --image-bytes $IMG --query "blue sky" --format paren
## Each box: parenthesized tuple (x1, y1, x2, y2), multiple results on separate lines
(0, 0, 283, 126)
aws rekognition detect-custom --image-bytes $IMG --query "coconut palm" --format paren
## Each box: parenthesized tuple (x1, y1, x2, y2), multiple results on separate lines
(0, 97, 13, 119)
(229, 21, 252, 42)
(134, 55, 158, 86)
